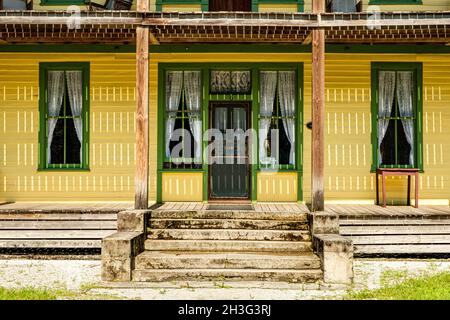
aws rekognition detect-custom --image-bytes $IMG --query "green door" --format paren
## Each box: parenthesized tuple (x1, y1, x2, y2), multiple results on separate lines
(209, 103, 250, 199)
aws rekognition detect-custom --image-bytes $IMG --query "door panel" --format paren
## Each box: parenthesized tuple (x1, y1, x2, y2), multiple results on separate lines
(210, 103, 250, 199)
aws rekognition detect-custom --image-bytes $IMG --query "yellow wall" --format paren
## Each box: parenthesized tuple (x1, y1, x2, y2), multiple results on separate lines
(257, 172, 298, 202)
(161, 172, 203, 202)
(1, 51, 450, 204)
(304, 53, 450, 205)
(0, 53, 136, 201)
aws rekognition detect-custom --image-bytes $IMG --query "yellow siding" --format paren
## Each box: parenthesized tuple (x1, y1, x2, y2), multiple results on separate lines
(258, 4, 298, 12)
(302, 53, 450, 205)
(1, 51, 450, 204)
(0, 53, 136, 201)
(30, 0, 450, 12)
(257, 172, 298, 202)
(162, 4, 201, 11)
(161, 172, 203, 202)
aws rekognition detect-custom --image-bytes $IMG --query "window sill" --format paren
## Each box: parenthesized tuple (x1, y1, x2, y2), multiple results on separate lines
(370, 168, 424, 174)
(37, 168, 90, 172)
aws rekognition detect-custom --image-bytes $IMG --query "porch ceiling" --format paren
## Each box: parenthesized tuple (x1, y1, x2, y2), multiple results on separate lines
(0, 10, 449, 44)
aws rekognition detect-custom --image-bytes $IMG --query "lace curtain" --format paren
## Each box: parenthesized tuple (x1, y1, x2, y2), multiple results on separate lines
(184, 71, 202, 160)
(210, 70, 251, 94)
(259, 71, 277, 165)
(396, 71, 414, 166)
(65, 71, 83, 161)
(378, 71, 396, 165)
(165, 71, 183, 158)
(278, 71, 296, 165)
(47, 71, 65, 164)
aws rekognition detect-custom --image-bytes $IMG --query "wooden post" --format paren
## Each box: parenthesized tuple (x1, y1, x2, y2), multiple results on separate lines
(311, 0, 325, 212)
(135, 0, 149, 209)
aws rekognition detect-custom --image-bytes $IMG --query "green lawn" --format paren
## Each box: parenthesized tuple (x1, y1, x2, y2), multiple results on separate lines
(0, 287, 57, 300)
(347, 271, 450, 300)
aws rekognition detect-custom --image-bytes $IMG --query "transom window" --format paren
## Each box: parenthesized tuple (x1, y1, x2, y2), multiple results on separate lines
(372, 63, 423, 170)
(210, 70, 251, 94)
(164, 70, 202, 169)
(39, 63, 89, 170)
(259, 70, 297, 169)
(209, 0, 251, 11)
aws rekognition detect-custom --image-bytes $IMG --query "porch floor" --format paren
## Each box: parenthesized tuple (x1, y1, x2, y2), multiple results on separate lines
(155, 202, 309, 213)
(326, 204, 450, 218)
(0, 202, 132, 251)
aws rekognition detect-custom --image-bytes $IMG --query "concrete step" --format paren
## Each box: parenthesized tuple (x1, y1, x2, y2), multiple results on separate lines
(132, 268, 323, 282)
(135, 251, 321, 270)
(147, 229, 311, 241)
(148, 219, 308, 230)
(151, 210, 308, 221)
(144, 239, 312, 252)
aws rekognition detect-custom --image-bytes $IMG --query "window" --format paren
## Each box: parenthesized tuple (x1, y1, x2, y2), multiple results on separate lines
(39, 63, 89, 170)
(164, 70, 202, 169)
(259, 70, 296, 169)
(326, 0, 362, 12)
(40, 0, 86, 5)
(372, 63, 423, 170)
(369, 0, 422, 5)
(210, 70, 251, 94)
(209, 0, 251, 11)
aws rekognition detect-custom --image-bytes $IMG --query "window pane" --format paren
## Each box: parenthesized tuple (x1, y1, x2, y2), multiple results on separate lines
(66, 119, 81, 164)
(380, 119, 396, 166)
(49, 118, 64, 165)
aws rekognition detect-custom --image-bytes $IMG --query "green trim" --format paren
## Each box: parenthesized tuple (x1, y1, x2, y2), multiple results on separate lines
(155, 0, 304, 12)
(157, 62, 303, 203)
(369, 0, 422, 4)
(40, 0, 86, 5)
(149, 44, 450, 54)
(0, 45, 135, 53)
(39, 62, 90, 171)
(2, 44, 450, 54)
(370, 62, 423, 172)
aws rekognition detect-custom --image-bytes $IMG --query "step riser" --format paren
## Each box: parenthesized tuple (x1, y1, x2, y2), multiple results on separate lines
(132, 270, 322, 283)
(145, 240, 312, 252)
(151, 211, 308, 221)
(149, 220, 308, 230)
(135, 257, 321, 270)
(147, 229, 311, 241)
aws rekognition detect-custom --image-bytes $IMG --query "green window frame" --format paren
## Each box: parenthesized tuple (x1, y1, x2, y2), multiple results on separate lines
(38, 62, 90, 171)
(157, 63, 304, 203)
(40, 0, 86, 5)
(370, 62, 423, 172)
(156, 0, 304, 12)
(163, 70, 203, 169)
(368, 0, 422, 5)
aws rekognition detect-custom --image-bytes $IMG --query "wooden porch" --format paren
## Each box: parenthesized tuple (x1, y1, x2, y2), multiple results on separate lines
(0, 202, 449, 255)
(0, 202, 132, 251)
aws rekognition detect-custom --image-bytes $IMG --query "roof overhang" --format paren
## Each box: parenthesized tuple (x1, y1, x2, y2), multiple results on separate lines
(0, 10, 449, 45)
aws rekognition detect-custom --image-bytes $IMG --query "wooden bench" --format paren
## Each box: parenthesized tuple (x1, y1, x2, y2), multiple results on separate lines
(376, 168, 419, 208)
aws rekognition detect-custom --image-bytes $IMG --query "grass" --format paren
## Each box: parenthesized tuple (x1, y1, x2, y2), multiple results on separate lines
(347, 271, 450, 300)
(0, 287, 57, 300)
(0, 284, 120, 300)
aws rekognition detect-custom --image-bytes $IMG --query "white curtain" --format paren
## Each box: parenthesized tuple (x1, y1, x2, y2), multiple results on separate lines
(184, 71, 202, 160)
(165, 71, 183, 158)
(259, 71, 277, 164)
(396, 71, 414, 166)
(278, 71, 296, 165)
(65, 71, 83, 161)
(47, 71, 65, 164)
(378, 71, 396, 165)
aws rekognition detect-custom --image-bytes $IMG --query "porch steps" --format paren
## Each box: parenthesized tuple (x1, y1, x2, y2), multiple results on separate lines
(132, 210, 322, 282)
(340, 215, 450, 255)
(0, 211, 118, 250)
